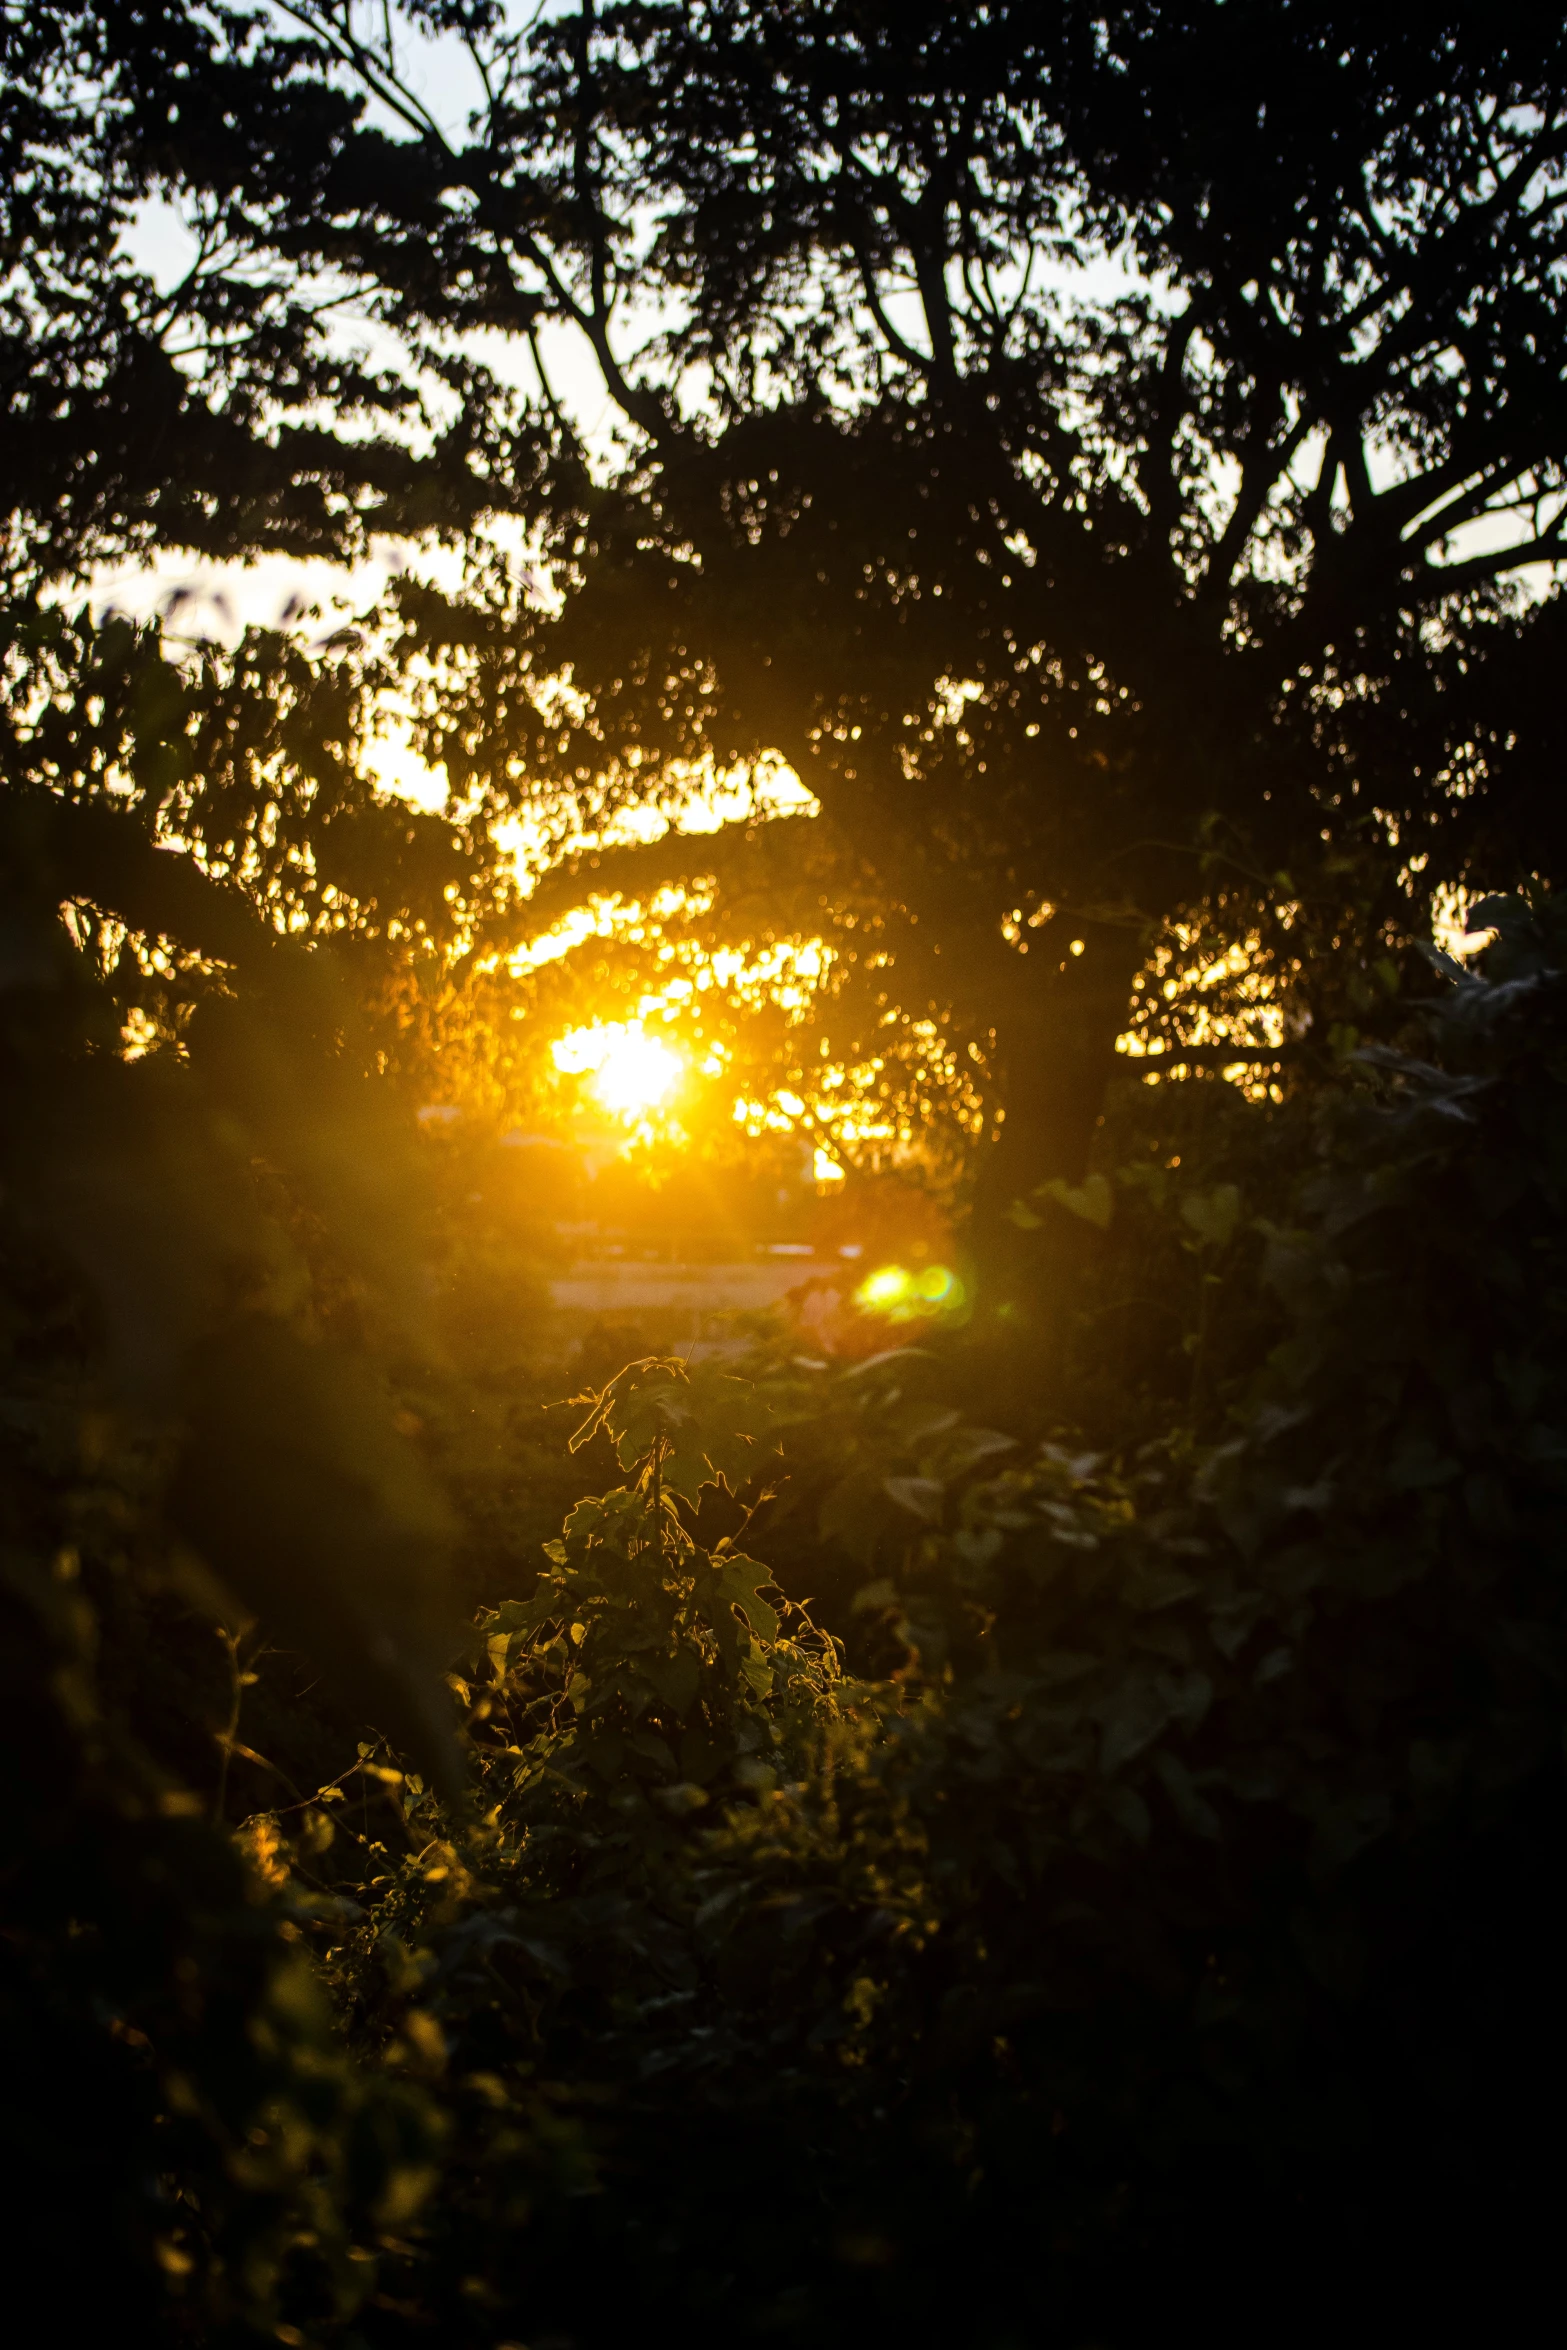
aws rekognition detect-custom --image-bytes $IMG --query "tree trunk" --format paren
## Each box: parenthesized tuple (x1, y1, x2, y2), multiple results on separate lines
(967, 915, 1144, 1352)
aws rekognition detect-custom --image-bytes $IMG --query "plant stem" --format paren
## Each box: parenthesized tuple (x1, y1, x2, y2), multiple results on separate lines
(213, 1627, 243, 1827)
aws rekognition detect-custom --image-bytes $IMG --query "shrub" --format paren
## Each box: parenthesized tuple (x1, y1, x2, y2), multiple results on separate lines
(282, 903, 1567, 2345)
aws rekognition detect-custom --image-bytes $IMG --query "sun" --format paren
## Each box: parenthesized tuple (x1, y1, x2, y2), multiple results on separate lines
(553, 1021, 683, 1118)
(593, 1029, 682, 1116)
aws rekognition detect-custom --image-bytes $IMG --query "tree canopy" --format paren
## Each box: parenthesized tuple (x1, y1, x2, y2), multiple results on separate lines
(13, 1, 1565, 1295)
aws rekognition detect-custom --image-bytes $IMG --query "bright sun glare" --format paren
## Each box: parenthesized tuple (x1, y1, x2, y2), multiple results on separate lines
(553, 1022, 683, 1118)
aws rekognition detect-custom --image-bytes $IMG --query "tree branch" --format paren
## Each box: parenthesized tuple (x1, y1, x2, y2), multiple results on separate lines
(1201, 403, 1310, 599)
(1143, 310, 1198, 557)
(1411, 522, 1567, 598)
(12, 786, 273, 969)
(271, 1, 452, 153)
(556, 0, 678, 450)
(519, 810, 823, 931)
(850, 241, 932, 375)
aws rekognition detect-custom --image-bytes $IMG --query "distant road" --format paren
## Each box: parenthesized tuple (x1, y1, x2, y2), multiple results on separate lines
(549, 1252, 824, 1315)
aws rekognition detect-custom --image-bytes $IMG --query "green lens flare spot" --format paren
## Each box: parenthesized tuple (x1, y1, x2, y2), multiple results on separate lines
(858, 1265, 912, 1309)
(856, 1263, 964, 1317)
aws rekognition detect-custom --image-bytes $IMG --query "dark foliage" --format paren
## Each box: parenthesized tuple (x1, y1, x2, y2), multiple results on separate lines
(5, 807, 1563, 2339)
(286, 907, 1566, 2346)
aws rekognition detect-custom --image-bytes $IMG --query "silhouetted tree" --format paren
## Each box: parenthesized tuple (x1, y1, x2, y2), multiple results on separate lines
(13, 2, 1567, 1305)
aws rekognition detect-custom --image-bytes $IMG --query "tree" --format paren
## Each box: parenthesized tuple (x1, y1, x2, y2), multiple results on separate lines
(0, 0, 540, 581)
(19, 1, 1567, 1310)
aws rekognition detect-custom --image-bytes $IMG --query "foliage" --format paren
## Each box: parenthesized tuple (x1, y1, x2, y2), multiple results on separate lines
(0, 595, 516, 972)
(478, 1351, 841, 1832)
(5, 633, 1564, 2336)
(195, 903, 1563, 2346)
(0, 627, 490, 2336)
(0, 1497, 446, 2343)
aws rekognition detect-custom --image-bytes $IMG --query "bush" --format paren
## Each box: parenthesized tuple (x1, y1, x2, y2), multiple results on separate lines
(261, 902, 1567, 2345)
(5, 864, 1564, 2345)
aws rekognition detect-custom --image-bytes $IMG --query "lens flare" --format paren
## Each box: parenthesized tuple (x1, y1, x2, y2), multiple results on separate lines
(855, 1262, 965, 1319)
(858, 1265, 912, 1309)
